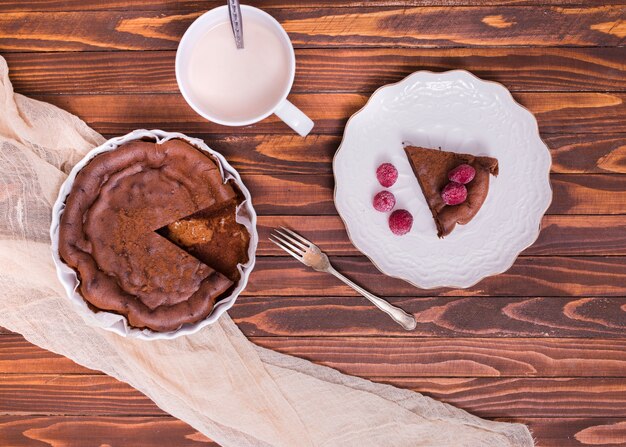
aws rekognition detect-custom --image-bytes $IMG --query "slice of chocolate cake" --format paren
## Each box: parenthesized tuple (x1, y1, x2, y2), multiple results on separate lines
(404, 145, 498, 238)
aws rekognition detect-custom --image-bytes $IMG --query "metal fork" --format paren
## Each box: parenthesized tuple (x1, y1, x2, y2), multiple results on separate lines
(270, 227, 417, 331)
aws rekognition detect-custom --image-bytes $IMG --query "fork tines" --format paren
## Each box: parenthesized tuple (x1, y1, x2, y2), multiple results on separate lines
(269, 227, 311, 261)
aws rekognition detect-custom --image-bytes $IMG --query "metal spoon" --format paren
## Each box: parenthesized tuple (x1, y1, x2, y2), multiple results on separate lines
(227, 0, 244, 49)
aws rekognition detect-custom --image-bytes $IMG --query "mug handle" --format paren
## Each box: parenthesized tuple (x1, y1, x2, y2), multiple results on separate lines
(274, 99, 314, 137)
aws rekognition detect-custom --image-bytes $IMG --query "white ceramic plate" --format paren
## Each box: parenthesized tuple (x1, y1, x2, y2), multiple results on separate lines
(50, 129, 258, 340)
(333, 70, 552, 289)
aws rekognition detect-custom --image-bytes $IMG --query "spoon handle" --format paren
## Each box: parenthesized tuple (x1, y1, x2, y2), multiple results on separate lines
(227, 0, 244, 49)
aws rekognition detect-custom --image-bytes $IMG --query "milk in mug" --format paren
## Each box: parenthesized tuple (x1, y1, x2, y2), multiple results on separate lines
(186, 19, 292, 122)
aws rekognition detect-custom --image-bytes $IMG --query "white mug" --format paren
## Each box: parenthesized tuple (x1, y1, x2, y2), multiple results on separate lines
(176, 5, 314, 137)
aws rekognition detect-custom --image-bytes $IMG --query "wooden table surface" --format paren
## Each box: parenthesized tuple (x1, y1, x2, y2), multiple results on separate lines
(1, 1, 625, 446)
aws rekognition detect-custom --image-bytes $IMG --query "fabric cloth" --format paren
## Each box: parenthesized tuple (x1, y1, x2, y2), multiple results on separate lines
(0, 55, 533, 447)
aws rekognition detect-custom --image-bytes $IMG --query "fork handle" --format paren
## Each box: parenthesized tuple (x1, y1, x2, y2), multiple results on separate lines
(327, 267, 417, 331)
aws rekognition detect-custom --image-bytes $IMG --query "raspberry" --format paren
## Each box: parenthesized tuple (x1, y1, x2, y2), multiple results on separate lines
(448, 164, 475, 184)
(376, 163, 398, 187)
(441, 182, 467, 206)
(373, 190, 396, 212)
(388, 209, 413, 235)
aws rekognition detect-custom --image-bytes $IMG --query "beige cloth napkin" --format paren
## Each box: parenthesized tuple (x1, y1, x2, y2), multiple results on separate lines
(0, 55, 533, 447)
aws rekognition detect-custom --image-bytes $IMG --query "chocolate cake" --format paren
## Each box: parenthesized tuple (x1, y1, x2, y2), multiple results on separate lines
(58, 138, 250, 332)
(404, 145, 498, 238)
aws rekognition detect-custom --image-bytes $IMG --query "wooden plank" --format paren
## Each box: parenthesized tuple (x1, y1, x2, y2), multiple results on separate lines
(0, 415, 623, 447)
(392, 377, 626, 418)
(0, 374, 162, 415)
(256, 215, 626, 256)
(251, 337, 626, 378)
(231, 296, 626, 338)
(281, 6, 626, 48)
(236, 174, 624, 216)
(92, 133, 623, 176)
(5, 48, 626, 94)
(0, 334, 93, 374)
(177, 134, 339, 176)
(242, 174, 336, 215)
(498, 418, 626, 447)
(2, 296, 625, 341)
(0, 374, 624, 418)
(546, 134, 626, 175)
(2, 1, 624, 13)
(1, 7, 624, 52)
(1, 298, 625, 340)
(527, 215, 626, 255)
(549, 174, 626, 215)
(28, 92, 626, 135)
(2, 334, 625, 377)
(0, 415, 216, 447)
(245, 256, 626, 297)
(0, 416, 623, 447)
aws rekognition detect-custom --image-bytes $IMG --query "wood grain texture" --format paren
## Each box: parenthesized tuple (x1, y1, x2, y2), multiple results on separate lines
(0, 374, 161, 415)
(547, 134, 626, 175)
(223, 174, 626, 216)
(231, 296, 626, 338)
(2, 334, 625, 377)
(256, 215, 626, 256)
(91, 133, 623, 176)
(1, 374, 624, 418)
(0, 335, 93, 375)
(0, 298, 624, 340)
(391, 377, 626, 418)
(497, 418, 626, 447)
(0, 416, 216, 447)
(26, 92, 626, 135)
(1, 7, 625, 52)
(0, 416, 623, 447)
(246, 256, 626, 297)
(3, 1, 624, 13)
(252, 337, 626, 378)
(5, 47, 626, 94)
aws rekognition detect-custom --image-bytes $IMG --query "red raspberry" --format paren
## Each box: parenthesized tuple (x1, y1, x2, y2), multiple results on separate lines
(441, 182, 467, 206)
(376, 163, 398, 187)
(388, 209, 413, 235)
(373, 190, 396, 212)
(448, 164, 475, 184)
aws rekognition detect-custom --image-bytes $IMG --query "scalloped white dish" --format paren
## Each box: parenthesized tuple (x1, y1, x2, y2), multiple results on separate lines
(333, 70, 552, 289)
(50, 129, 258, 340)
